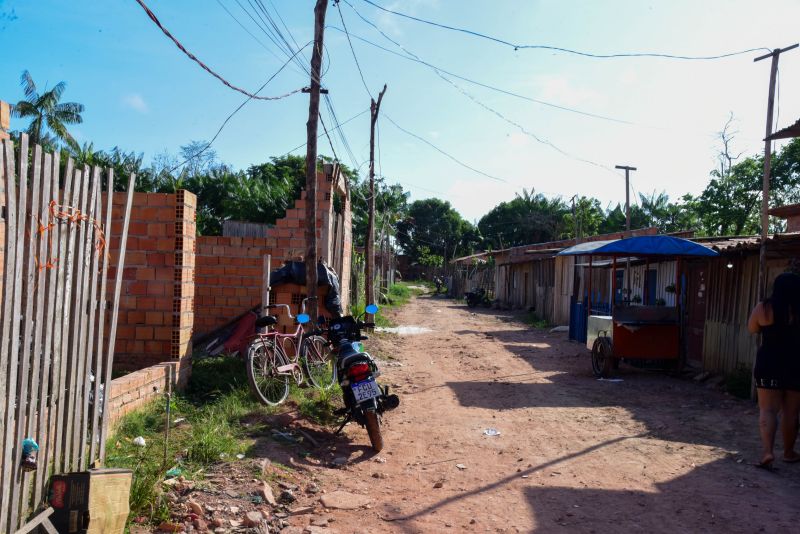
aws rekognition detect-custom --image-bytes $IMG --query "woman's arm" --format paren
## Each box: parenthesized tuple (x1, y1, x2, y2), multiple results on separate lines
(748, 302, 766, 334)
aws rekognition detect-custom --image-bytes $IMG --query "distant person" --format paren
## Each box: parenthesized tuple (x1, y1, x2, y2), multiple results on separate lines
(748, 272, 800, 468)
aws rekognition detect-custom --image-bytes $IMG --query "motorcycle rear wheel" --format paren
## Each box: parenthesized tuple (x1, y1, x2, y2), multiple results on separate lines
(364, 409, 384, 452)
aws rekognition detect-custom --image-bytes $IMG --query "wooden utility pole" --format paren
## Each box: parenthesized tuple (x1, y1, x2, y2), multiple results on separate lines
(615, 165, 636, 299)
(366, 84, 387, 319)
(304, 0, 328, 323)
(754, 44, 798, 300)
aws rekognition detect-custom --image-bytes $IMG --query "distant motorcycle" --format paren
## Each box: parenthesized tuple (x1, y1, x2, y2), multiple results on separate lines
(465, 288, 491, 308)
(326, 304, 400, 451)
(434, 276, 444, 294)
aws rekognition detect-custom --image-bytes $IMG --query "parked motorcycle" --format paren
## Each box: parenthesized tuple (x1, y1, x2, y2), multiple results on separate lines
(326, 304, 399, 452)
(465, 287, 491, 308)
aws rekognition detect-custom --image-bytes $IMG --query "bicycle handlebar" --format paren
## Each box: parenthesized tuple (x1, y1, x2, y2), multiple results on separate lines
(266, 295, 319, 319)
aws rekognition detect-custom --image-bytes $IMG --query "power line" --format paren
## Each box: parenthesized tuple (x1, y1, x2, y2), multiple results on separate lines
(360, 0, 770, 60)
(383, 114, 508, 183)
(166, 42, 313, 175)
(133, 0, 303, 101)
(328, 22, 635, 125)
(340, 2, 637, 126)
(281, 107, 370, 157)
(318, 113, 341, 163)
(335, 0, 372, 98)
(214, 0, 295, 67)
(333, 5, 616, 175)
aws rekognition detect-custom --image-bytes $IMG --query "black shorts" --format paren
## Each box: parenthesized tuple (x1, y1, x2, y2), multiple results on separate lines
(754, 376, 800, 391)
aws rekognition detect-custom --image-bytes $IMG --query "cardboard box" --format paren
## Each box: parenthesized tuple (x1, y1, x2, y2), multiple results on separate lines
(49, 469, 132, 534)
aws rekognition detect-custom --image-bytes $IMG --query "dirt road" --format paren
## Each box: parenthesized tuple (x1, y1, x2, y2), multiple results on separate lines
(293, 293, 800, 533)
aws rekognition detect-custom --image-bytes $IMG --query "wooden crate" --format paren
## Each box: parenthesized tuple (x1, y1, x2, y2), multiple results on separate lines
(49, 469, 132, 534)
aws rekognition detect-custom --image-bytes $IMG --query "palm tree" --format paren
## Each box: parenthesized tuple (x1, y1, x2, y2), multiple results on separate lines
(12, 70, 84, 149)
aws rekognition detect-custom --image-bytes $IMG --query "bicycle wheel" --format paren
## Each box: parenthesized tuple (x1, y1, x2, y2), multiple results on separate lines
(247, 338, 289, 406)
(302, 335, 337, 390)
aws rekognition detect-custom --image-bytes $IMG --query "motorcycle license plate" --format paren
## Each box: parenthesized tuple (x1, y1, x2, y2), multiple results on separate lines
(351, 378, 381, 402)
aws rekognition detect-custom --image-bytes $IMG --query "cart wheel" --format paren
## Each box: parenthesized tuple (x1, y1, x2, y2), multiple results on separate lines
(591, 337, 614, 378)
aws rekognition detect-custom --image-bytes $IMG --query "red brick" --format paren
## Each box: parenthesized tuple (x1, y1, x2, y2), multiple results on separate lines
(135, 326, 154, 340)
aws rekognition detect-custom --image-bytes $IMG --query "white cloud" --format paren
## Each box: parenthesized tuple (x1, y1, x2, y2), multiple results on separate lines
(122, 93, 148, 113)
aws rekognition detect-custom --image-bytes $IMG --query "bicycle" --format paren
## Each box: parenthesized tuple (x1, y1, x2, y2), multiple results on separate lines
(246, 297, 337, 406)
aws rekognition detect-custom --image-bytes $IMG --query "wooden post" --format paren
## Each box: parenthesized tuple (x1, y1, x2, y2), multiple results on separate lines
(754, 44, 798, 300)
(588, 256, 593, 315)
(366, 84, 387, 320)
(261, 254, 271, 333)
(611, 256, 617, 313)
(98, 171, 137, 462)
(615, 165, 636, 299)
(304, 0, 328, 324)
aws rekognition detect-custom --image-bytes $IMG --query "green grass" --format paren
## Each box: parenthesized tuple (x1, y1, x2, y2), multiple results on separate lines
(288, 382, 343, 425)
(106, 355, 340, 524)
(522, 311, 550, 329)
(351, 281, 429, 327)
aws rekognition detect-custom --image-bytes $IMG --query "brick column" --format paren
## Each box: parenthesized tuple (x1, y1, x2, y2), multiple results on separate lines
(172, 190, 196, 366)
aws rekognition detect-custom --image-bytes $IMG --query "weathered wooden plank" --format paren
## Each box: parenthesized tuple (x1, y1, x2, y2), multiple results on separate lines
(98, 172, 136, 462)
(34, 150, 61, 506)
(0, 138, 19, 531)
(89, 169, 113, 464)
(69, 165, 94, 471)
(14, 507, 55, 534)
(20, 149, 52, 518)
(78, 168, 102, 469)
(61, 165, 87, 472)
(50, 159, 74, 477)
(10, 140, 42, 530)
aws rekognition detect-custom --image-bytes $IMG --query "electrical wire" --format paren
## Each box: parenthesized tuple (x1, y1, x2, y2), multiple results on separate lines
(281, 107, 370, 157)
(383, 114, 509, 184)
(214, 0, 293, 66)
(165, 42, 313, 175)
(360, 0, 770, 59)
(338, 1, 636, 125)
(318, 113, 340, 163)
(335, 0, 373, 98)
(133, 0, 303, 101)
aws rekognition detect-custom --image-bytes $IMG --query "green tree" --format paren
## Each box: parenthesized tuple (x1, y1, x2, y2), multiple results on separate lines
(478, 188, 568, 248)
(397, 198, 478, 266)
(350, 179, 409, 249)
(562, 196, 605, 238)
(12, 70, 84, 149)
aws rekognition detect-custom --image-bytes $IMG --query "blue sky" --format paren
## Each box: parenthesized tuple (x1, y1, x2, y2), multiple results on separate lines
(1, 0, 799, 221)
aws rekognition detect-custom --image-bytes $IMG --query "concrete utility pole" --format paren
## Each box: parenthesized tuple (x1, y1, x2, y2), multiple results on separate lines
(754, 44, 798, 300)
(304, 0, 328, 323)
(366, 84, 387, 320)
(615, 165, 636, 299)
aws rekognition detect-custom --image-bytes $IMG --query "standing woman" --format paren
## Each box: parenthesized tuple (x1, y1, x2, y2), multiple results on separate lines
(748, 272, 800, 468)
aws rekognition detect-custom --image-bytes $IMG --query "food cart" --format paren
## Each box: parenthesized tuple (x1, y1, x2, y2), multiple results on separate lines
(558, 236, 718, 377)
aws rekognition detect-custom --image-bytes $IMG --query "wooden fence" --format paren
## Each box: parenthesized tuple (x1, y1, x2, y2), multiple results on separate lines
(0, 135, 135, 533)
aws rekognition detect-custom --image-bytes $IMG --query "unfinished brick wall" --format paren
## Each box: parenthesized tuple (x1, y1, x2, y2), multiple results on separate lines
(107, 191, 196, 372)
(194, 167, 352, 336)
(107, 356, 191, 423)
(104, 165, 351, 375)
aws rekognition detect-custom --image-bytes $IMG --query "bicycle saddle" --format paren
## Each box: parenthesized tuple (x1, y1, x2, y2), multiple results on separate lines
(255, 315, 278, 328)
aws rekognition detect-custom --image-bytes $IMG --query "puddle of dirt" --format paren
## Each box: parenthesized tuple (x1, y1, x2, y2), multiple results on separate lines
(376, 325, 433, 335)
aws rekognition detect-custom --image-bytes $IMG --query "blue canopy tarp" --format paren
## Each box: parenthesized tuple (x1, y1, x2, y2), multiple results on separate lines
(557, 235, 718, 257)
